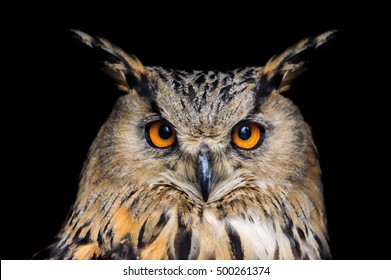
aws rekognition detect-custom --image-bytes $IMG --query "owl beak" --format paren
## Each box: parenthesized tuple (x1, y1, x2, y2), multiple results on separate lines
(197, 145, 212, 202)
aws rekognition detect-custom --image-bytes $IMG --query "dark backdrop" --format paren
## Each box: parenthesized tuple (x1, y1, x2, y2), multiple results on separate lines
(3, 6, 387, 259)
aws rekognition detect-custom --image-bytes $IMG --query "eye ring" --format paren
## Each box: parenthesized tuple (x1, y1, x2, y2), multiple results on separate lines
(232, 122, 264, 150)
(146, 120, 176, 148)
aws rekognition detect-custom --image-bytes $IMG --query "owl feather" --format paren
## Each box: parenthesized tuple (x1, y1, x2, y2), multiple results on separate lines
(46, 30, 336, 259)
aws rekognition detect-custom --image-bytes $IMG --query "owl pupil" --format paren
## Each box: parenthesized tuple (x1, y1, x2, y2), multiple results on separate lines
(158, 125, 172, 139)
(238, 126, 251, 140)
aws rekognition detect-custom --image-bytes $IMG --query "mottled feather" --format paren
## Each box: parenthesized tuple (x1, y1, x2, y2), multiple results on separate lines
(46, 30, 334, 259)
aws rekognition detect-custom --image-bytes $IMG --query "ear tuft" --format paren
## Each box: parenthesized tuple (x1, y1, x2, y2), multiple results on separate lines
(259, 30, 337, 96)
(71, 30, 148, 95)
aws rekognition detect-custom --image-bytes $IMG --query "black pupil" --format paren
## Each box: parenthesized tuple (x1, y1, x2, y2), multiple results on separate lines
(238, 125, 251, 140)
(158, 124, 172, 140)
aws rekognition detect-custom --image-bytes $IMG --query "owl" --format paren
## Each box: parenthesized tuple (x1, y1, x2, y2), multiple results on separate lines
(46, 30, 335, 260)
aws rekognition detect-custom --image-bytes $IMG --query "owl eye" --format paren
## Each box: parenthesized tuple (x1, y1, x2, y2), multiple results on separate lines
(232, 122, 264, 150)
(146, 120, 176, 148)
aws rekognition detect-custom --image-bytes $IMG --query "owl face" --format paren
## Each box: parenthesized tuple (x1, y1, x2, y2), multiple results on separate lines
(49, 30, 335, 259)
(99, 67, 312, 205)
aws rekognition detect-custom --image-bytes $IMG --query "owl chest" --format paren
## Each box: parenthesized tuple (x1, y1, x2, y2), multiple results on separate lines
(101, 195, 319, 259)
(131, 206, 281, 260)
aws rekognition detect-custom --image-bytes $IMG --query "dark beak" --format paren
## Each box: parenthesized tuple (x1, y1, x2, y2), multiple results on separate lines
(197, 145, 212, 202)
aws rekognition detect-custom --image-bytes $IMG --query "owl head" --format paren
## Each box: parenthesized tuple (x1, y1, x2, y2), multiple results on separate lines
(73, 30, 334, 204)
(49, 31, 335, 259)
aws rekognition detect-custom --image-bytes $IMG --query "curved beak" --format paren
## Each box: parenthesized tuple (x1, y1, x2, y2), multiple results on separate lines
(197, 145, 212, 202)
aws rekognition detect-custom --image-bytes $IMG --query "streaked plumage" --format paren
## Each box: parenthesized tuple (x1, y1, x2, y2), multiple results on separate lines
(47, 30, 335, 259)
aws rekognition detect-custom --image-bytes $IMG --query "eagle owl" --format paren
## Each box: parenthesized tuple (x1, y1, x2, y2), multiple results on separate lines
(48, 30, 335, 260)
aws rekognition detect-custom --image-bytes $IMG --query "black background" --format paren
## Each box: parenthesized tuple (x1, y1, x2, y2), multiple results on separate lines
(3, 6, 388, 259)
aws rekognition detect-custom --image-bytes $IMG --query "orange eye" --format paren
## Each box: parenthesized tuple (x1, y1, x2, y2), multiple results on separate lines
(232, 122, 264, 150)
(146, 120, 176, 148)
